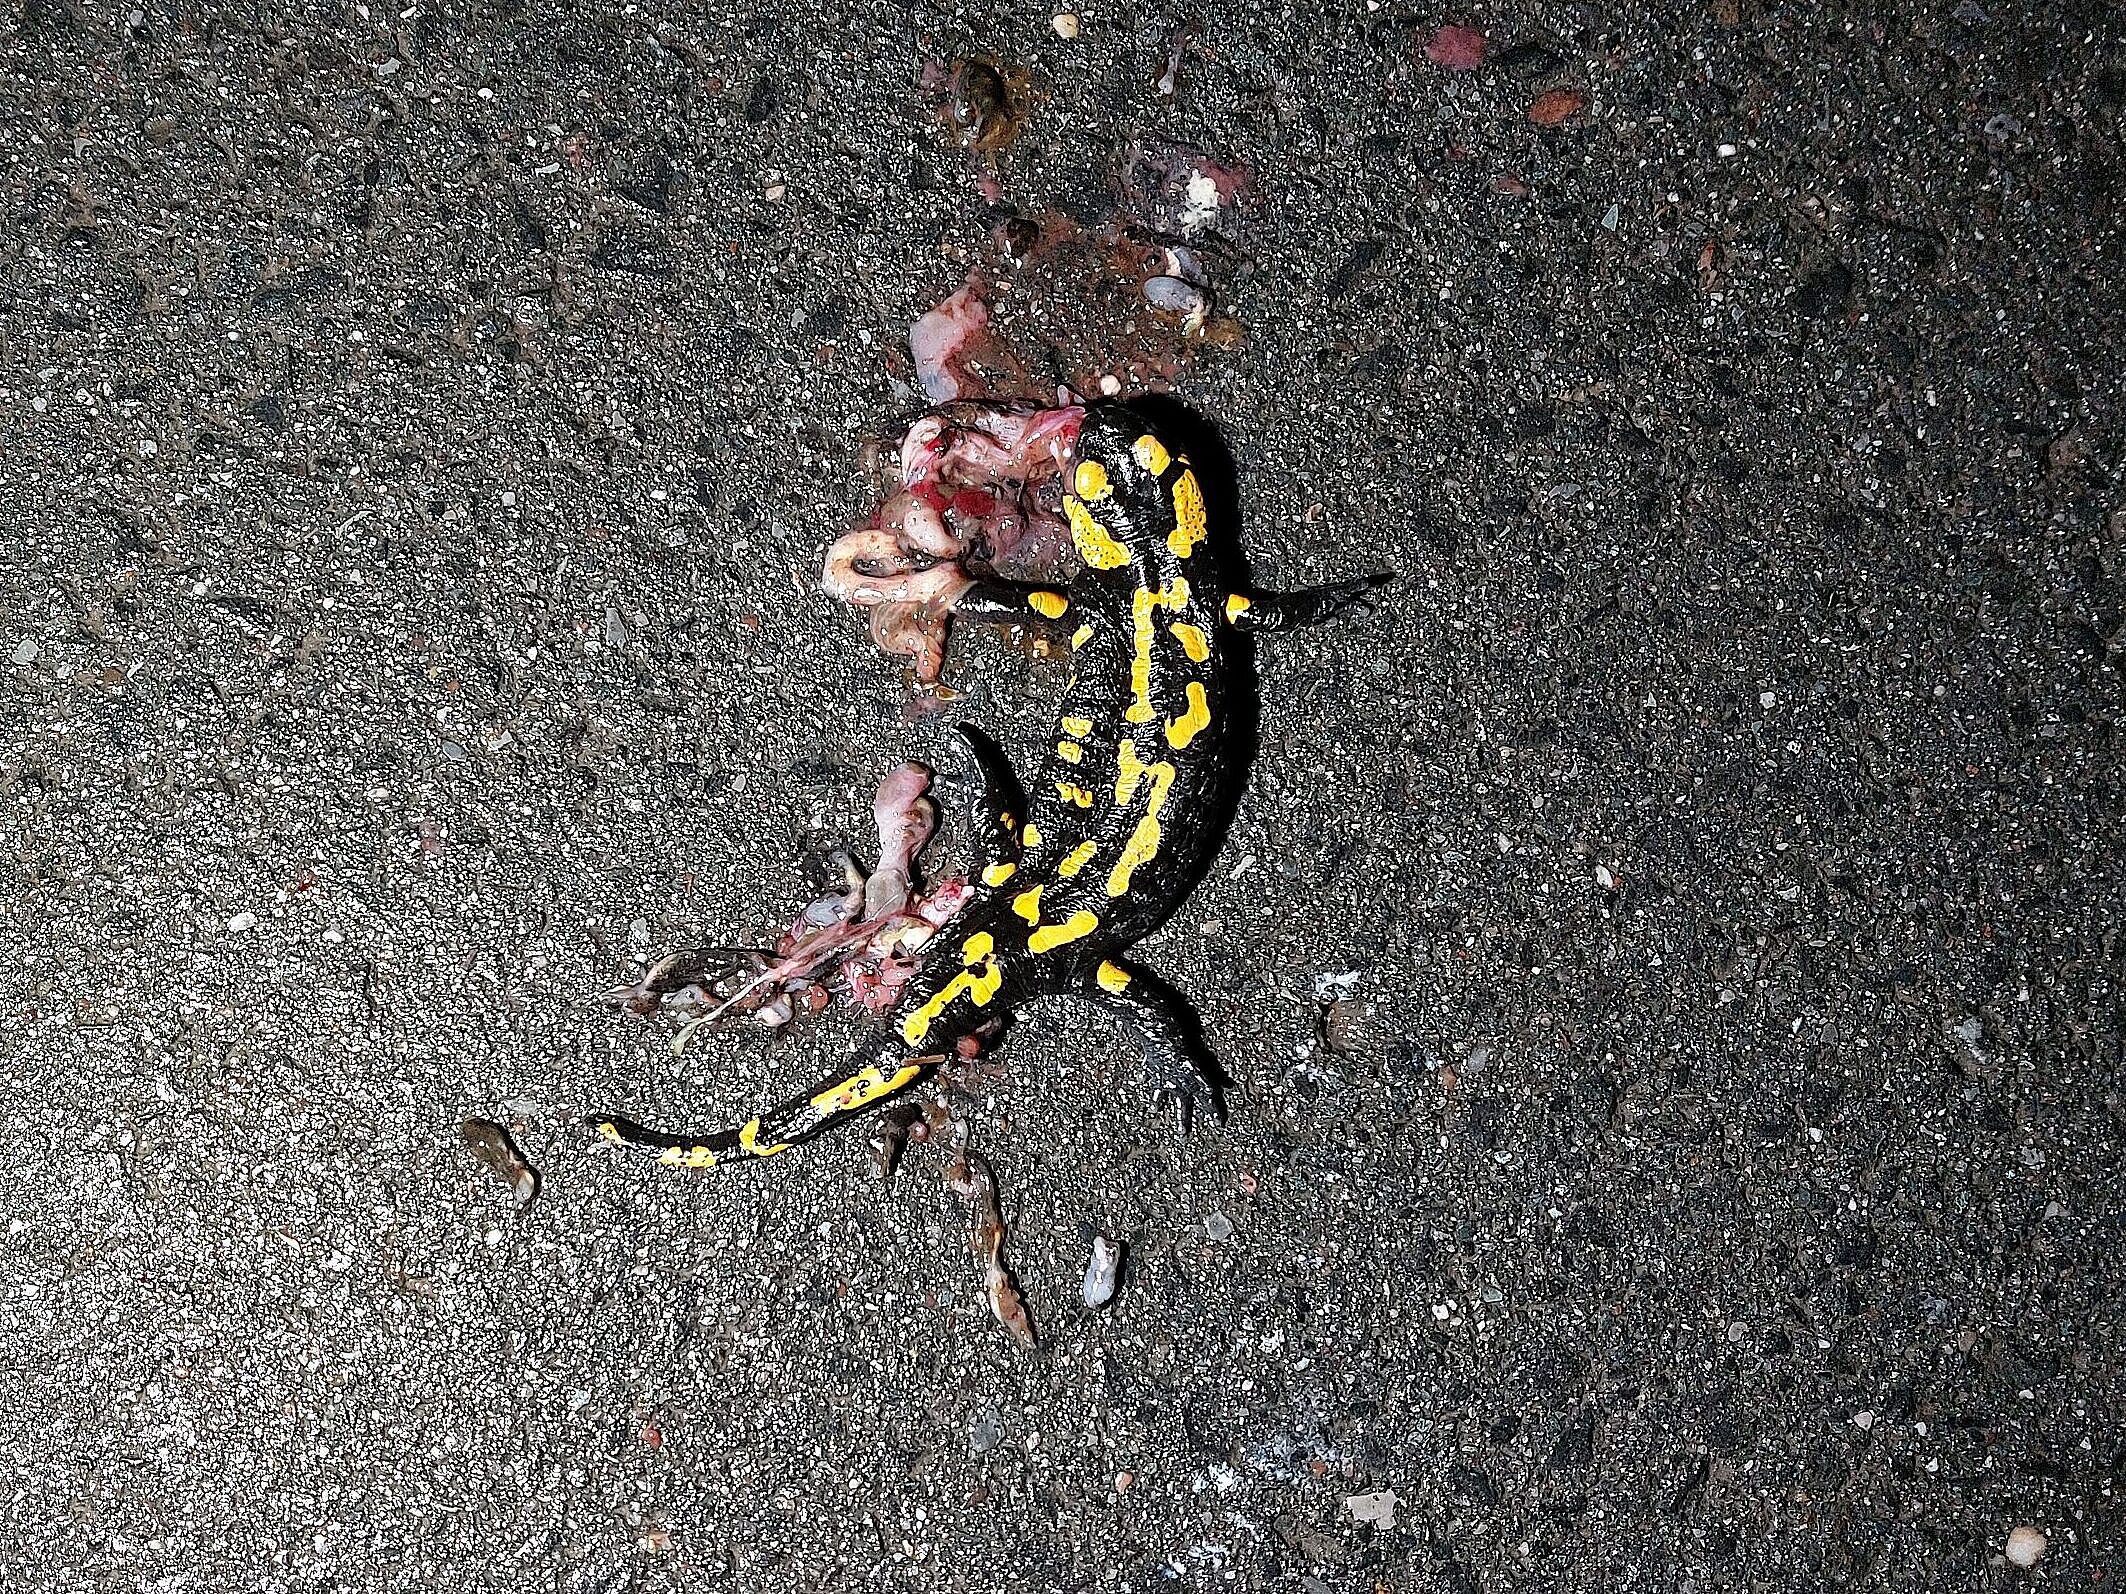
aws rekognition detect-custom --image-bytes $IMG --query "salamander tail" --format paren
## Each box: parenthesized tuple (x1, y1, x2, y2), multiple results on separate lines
(587, 1044, 941, 1173)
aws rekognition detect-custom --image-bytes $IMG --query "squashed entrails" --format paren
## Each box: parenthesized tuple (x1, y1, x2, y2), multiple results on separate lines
(592, 402, 1388, 1170)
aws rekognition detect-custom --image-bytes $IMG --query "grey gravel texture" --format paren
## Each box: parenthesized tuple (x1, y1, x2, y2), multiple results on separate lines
(2, 1, 2121, 1589)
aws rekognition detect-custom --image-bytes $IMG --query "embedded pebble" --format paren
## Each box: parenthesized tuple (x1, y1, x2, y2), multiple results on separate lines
(1081, 1234, 1122, 1307)
(1143, 275, 1210, 329)
(2005, 1526, 2047, 1568)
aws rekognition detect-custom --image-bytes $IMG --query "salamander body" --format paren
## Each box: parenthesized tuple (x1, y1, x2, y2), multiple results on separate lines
(594, 404, 1385, 1169)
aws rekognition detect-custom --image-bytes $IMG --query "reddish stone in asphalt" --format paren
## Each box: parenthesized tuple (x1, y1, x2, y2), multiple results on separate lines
(1424, 24, 1488, 70)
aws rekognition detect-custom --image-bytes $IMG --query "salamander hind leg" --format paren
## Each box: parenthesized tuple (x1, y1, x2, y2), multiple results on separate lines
(1075, 957, 1228, 1135)
(589, 1042, 941, 1172)
(1226, 572, 1394, 634)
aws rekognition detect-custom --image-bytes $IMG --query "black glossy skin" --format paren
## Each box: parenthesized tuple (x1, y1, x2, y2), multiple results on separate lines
(594, 404, 1386, 1171)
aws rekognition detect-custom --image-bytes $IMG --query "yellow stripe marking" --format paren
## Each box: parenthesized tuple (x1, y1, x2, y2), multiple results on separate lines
(810, 1061, 924, 1116)
(1012, 887, 1044, 924)
(1056, 780, 1094, 807)
(981, 860, 1017, 886)
(738, 1119, 792, 1157)
(1225, 593, 1252, 622)
(658, 1143, 720, 1169)
(1171, 621, 1210, 662)
(1167, 468, 1207, 557)
(1029, 911, 1100, 954)
(1028, 589, 1068, 619)
(1073, 459, 1112, 500)
(1128, 576, 1191, 724)
(900, 935, 1004, 1044)
(1056, 740, 1083, 764)
(1132, 433, 1172, 475)
(1108, 738, 1177, 898)
(1057, 839, 1099, 877)
(1165, 680, 1212, 749)
(1096, 960, 1132, 994)
(1062, 715, 1093, 737)
(1066, 496, 1130, 570)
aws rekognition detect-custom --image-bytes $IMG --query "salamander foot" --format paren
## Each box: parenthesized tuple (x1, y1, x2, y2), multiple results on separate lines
(1074, 957, 1229, 1138)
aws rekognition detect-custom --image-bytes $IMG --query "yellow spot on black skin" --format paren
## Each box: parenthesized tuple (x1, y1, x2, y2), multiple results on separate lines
(900, 937, 1004, 1044)
(1071, 623, 1094, 650)
(1021, 823, 1042, 847)
(658, 1144, 719, 1169)
(1028, 589, 1069, 619)
(738, 1119, 791, 1157)
(1012, 887, 1044, 924)
(1165, 680, 1212, 750)
(1057, 839, 1098, 877)
(1056, 780, 1094, 807)
(1062, 715, 1093, 737)
(981, 860, 1017, 886)
(1066, 496, 1130, 570)
(810, 1061, 923, 1116)
(1167, 468, 1207, 557)
(596, 1122, 622, 1143)
(1030, 911, 1100, 953)
(1132, 433, 1172, 475)
(1225, 593, 1252, 622)
(1108, 738, 1177, 897)
(1171, 622, 1209, 663)
(1096, 961, 1132, 994)
(1073, 459, 1112, 500)
(1056, 740, 1084, 764)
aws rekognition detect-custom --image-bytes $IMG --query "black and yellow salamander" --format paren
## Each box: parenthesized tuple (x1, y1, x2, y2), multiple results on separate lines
(592, 404, 1388, 1170)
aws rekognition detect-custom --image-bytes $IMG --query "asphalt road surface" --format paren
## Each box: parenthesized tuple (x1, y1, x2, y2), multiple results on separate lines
(2, 1, 2119, 1589)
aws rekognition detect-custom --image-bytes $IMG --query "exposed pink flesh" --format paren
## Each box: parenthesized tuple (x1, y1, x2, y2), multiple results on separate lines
(882, 491, 961, 560)
(826, 403, 1086, 679)
(909, 284, 994, 403)
(868, 598, 954, 681)
(864, 762, 937, 920)
(822, 525, 975, 610)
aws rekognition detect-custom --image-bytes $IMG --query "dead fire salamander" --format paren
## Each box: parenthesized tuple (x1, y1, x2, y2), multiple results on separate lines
(593, 404, 1388, 1169)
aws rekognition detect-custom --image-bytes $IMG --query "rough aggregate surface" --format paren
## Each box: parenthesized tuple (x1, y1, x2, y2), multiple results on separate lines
(1, 1, 2120, 1589)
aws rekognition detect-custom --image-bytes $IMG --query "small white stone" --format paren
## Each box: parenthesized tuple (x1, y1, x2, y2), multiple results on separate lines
(1051, 11, 1079, 36)
(11, 638, 38, 665)
(2004, 1526, 2047, 1569)
(226, 911, 257, 933)
(1082, 1235, 1121, 1307)
(1344, 1489, 1399, 1529)
(1850, 1409, 1874, 1430)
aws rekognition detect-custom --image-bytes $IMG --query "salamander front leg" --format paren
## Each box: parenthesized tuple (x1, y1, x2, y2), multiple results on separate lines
(1225, 572, 1393, 634)
(1076, 958, 1228, 1135)
(952, 578, 1074, 625)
